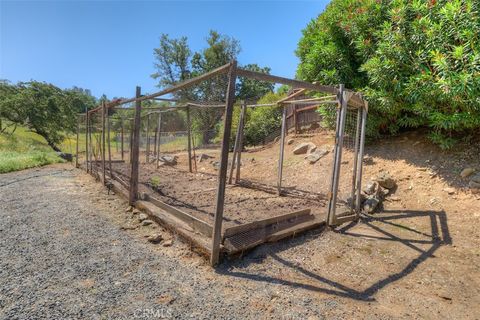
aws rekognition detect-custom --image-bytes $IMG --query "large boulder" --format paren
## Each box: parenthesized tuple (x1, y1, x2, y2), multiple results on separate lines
(305, 149, 329, 164)
(293, 142, 316, 155)
(159, 155, 177, 166)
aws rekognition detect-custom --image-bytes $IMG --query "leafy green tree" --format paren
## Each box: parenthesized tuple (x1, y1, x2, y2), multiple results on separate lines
(236, 64, 275, 101)
(297, 0, 480, 148)
(0, 81, 96, 151)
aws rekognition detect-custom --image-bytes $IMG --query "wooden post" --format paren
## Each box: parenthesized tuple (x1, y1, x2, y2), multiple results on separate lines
(228, 103, 242, 184)
(277, 104, 287, 195)
(186, 106, 193, 173)
(121, 118, 124, 161)
(211, 60, 237, 266)
(101, 102, 106, 185)
(129, 86, 142, 205)
(156, 112, 162, 169)
(356, 104, 367, 214)
(130, 119, 134, 163)
(146, 114, 151, 163)
(153, 115, 158, 160)
(107, 108, 113, 179)
(327, 84, 347, 226)
(85, 113, 89, 172)
(293, 104, 298, 134)
(75, 115, 80, 168)
(350, 107, 362, 212)
(235, 102, 247, 182)
(88, 114, 94, 173)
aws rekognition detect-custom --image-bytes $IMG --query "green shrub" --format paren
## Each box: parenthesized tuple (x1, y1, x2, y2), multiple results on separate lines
(297, 0, 480, 148)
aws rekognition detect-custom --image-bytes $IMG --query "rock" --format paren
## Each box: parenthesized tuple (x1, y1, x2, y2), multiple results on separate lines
(469, 180, 480, 189)
(375, 171, 396, 189)
(443, 187, 456, 195)
(363, 197, 380, 213)
(159, 155, 177, 166)
(305, 149, 329, 164)
(293, 142, 316, 155)
(460, 168, 475, 178)
(470, 173, 480, 184)
(162, 239, 173, 247)
(287, 139, 294, 145)
(197, 153, 213, 162)
(125, 206, 133, 213)
(147, 234, 163, 244)
(132, 209, 141, 215)
(363, 156, 374, 165)
(363, 181, 377, 195)
(138, 213, 148, 222)
(142, 219, 153, 226)
(211, 161, 220, 170)
(389, 196, 401, 201)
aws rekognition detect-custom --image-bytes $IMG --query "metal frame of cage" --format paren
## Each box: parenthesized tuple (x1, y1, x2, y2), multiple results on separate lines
(76, 60, 368, 266)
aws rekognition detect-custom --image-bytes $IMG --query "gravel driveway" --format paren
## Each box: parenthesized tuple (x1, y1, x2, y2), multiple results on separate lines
(1, 164, 478, 319)
(0, 165, 262, 319)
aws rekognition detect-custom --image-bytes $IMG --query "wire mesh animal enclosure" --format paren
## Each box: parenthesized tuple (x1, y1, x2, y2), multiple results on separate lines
(76, 61, 368, 266)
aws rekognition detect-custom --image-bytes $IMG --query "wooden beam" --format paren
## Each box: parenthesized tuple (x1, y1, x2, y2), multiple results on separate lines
(146, 114, 150, 163)
(129, 86, 142, 205)
(121, 119, 124, 161)
(211, 60, 237, 266)
(186, 106, 192, 173)
(85, 113, 89, 172)
(156, 113, 162, 169)
(145, 194, 213, 237)
(237, 69, 337, 94)
(223, 209, 311, 238)
(277, 105, 287, 195)
(75, 115, 80, 168)
(228, 103, 243, 184)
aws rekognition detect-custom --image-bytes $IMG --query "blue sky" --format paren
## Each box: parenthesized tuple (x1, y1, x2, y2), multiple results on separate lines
(1, 1, 328, 99)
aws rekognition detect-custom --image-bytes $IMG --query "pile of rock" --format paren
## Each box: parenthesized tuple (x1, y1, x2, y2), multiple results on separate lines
(461, 168, 480, 194)
(362, 171, 397, 213)
(292, 142, 329, 164)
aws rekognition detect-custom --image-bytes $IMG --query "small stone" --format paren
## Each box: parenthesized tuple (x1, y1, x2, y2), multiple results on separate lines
(159, 155, 177, 166)
(443, 187, 456, 195)
(138, 213, 148, 222)
(287, 139, 294, 145)
(389, 196, 401, 201)
(469, 180, 480, 189)
(147, 234, 163, 244)
(125, 206, 133, 212)
(142, 219, 153, 226)
(309, 146, 317, 153)
(197, 153, 213, 162)
(132, 209, 141, 215)
(293, 142, 316, 155)
(363, 181, 377, 195)
(363, 197, 380, 213)
(375, 171, 396, 189)
(470, 173, 480, 184)
(162, 239, 173, 247)
(460, 168, 475, 178)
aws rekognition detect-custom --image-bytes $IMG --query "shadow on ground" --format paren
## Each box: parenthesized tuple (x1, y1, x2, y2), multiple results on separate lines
(218, 209, 451, 302)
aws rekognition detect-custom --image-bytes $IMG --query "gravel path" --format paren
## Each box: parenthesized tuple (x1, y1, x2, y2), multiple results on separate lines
(0, 165, 263, 319)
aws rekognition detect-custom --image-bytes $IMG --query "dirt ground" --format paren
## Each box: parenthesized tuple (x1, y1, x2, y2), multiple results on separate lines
(2, 130, 480, 319)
